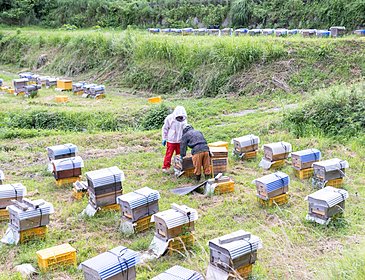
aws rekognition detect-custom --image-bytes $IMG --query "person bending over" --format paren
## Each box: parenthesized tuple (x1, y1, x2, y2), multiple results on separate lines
(180, 124, 211, 181)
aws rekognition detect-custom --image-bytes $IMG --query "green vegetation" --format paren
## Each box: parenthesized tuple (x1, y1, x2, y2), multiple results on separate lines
(0, 0, 364, 29)
(0, 29, 364, 97)
(286, 83, 365, 138)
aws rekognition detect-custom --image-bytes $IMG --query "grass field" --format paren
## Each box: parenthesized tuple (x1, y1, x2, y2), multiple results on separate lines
(0, 30, 365, 280)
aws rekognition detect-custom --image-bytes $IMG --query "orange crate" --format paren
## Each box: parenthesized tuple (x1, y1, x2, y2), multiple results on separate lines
(0, 208, 9, 222)
(55, 176, 81, 187)
(258, 193, 289, 207)
(134, 215, 154, 233)
(56, 80, 72, 91)
(55, 95, 69, 103)
(208, 141, 229, 150)
(294, 167, 313, 180)
(95, 94, 105, 100)
(36, 243, 76, 271)
(19, 226, 48, 243)
(73, 90, 84, 96)
(214, 180, 235, 195)
(168, 233, 195, 256)
(148, 96, 162, 104)
(326, 178, 344, 188)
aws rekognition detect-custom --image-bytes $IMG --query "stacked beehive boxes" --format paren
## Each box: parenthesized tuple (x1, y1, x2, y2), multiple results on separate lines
(232, 134, 260, 160)
(206, 230, 262, 280)
(205, 174, 235, 195)
(81, 245, 140, 280)
(260, 142, 292, 170)
(51, 156, 84, 185)
(152, 265, 204, 280)
(88, 85, 106, 99)
(292, 149, 321, 179)
(72, 82, 86, 95)
(151, 204, 198, 255)
(24, 84, 41, 98)
(0, 183, 27, 221)
(7, 198, 54, 244)
(312, 158, 349, 189)
(117, 187, 160, 233)
(13, 78, 29, 95)
(86, 166, 124, 210)
(306, 186, 348, 225)
(37, 243, 76, 271)
(45, 77, 57, 88)
(47, 143, 78, 161)
(173, 154, 195, 177)
(254, 171, 290, 206)
(210, 146, 229, 176)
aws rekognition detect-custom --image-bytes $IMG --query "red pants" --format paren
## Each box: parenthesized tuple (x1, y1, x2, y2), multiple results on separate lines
(163, 142, 180, 169)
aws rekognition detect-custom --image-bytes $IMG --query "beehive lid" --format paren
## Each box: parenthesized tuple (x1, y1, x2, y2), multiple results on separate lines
(151, 265, 204, 280)
(8, 199, 54, 220)
(209, 230, 263, 260)
(232, 134, 260, 147)
(254, 171, 290, 187)
(291, 149, 321, 162)
(47, 143, 78, 157)
(306, 186, 348, 207)
(151, 204, 198, 229)
(37, 243, 76, 259)
(85, 166, 125, 188)
(312, 158, 349, 172)
(81, 246, 139, 278)
(263, 142, 292, 154)
(0, 183, 27, 198)
(51, 156, 84, 172)
(19, 72, 33, 79)
(117, 187, 160, 209)
(13, 78, 29, 83)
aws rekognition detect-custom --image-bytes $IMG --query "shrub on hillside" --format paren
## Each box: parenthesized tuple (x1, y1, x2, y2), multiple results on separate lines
(285, 83, 365, 138)
(141, 104, 170, 130)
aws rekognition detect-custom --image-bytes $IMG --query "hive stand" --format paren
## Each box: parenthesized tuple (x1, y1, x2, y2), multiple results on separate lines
(99, 203, 120, 212)
(269, 159, 286, 169)
(167, 233, 195, 256)
(258, 193, 289, 207)
(0, 208, 8, 222)
(19, 226, 48, 244)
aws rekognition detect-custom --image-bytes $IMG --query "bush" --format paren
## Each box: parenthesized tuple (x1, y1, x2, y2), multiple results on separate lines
(141, 104, 170, 130)
(285, 83, 365, 138)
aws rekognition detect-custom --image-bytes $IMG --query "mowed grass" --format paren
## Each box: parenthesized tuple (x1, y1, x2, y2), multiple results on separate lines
(0, 69, 365, 280)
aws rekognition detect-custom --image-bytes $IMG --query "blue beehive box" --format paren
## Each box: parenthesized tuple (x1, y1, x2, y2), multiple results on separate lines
(254, 171, 289, 199)
(291, 149, 321, 170)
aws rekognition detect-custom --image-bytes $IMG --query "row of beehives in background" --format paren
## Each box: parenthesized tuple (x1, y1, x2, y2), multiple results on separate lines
(148, 26, 365, 37)
(0, 72, 106, 100)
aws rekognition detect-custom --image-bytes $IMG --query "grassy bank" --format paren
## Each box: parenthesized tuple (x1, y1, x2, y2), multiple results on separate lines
(0, 28, 364, 96)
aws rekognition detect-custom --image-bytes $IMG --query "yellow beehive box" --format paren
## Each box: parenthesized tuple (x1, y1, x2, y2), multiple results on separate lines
(214, 179, 235, 195)
(100, 203, 120, 211)
(148, 96, 162, 103)
(56, 80, 72, 91)
(20, 226, 48, 243)
(208, 141, 229, 150)
(8, 88, 15, 94)
(55, 95, 69, 103)
(55, 176, 81, 187)
(37, 243, 76, 271)
(95, 94, 105, 100)
(326, 178, 344, 188)
(134, 214, 154, 233)
(269, 159, 286, 170)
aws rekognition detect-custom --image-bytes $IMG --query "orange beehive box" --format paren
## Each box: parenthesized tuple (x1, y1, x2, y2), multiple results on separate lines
(55, 95, 69, 103)
(148, 96, 162, 103)
(56, 80, 72, 90)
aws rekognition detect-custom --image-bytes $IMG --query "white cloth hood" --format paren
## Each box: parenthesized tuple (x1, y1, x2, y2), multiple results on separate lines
(172, 106, 187, 120)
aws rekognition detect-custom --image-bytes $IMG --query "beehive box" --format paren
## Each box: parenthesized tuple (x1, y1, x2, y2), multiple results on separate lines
(209, 230, 261, 273)
(56, 176, 81, 187)
(327, 178, 344, 188)
(117, 187, 160, 222)
(37, 243, 76, 271)
(211, 158, 228, 175)
(52, 156, 84, 180)
(330, 26, 346, 37)
(56, 80, 72, 91)
(152, 204, 198, 241)
(302, 29, 316, 37)
(45, 78, 57, 88)
(263, 142, 292, 161)
(55, 95, 69, 103)
(89, 190, 122, 209)
(233, 135, 259, 153)
(254, 171, 289, 199)
(47, 143, 78, 161)
(258, 193, 289, 207)
(168, 233, 195, 255)
(0, 183, 27, 208)
(291, 149, 321, 170)
(213, 179, 235, 195)
(19, 225, 48, 243)
(152, 265, 204, 280)
(313, 158, 348, 181)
